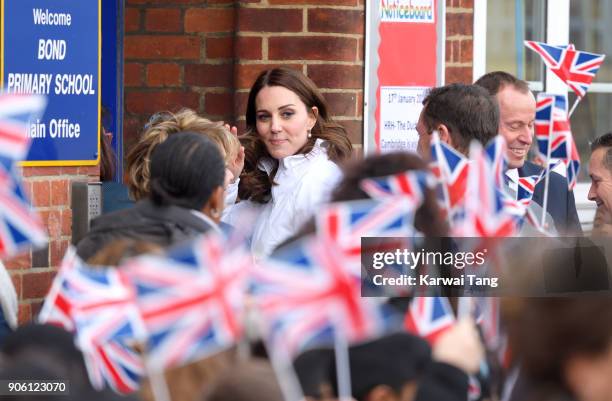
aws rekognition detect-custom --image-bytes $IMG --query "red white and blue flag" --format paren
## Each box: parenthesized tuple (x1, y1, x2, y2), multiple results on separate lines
(535, 93, 581, 189)
(38, 248, 145, 394)
(359, 171, 435, 206)
(454, 141, 518, 238)
(38, 247, 81, 330)
(0, 93, 48, 258)
(66, 266, 146, 352)
(525, 40, 605, 98)
(484, 136, 507, 192)
(0, 182, 48, 258)
(0, 92, 46, 161)
(404, 296, 455, 345)
(83, 341, 145, 394)
(124, 232, 252, 370)
(252, 236, 397, 356)
(429, 132, 469, 218)
(316, 198, 416, 260)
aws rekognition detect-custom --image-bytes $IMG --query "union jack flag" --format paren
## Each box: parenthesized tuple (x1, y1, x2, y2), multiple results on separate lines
(404, 296, 454, 345)
(83, 340, 145, 394)
(66, 266, 146, 352)
(359, 170, 435, 206)
(316, 198, 416, 260)
(0, 179, 48, 257)
(38, 248, 145, 394)
(525, 40, 605, 98)
(429, 132, 469, 218)
(517, 173, 544, 206)
(38, 247, 81, 330)
(0, 93, 48, 258)
(252, 236, 398, 356)
(453, 141, 518, 238)
(535, 93, 581, 189)
(123, 232, 252, 370)
(0, 92, 46, 160)
(484, 136, 507, 191)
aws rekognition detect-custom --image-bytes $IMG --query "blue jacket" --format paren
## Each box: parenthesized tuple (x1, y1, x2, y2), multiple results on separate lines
(519, 161, 582, 235)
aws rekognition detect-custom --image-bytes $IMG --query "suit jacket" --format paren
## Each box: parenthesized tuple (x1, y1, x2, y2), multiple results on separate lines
(519, 161, 582, 235)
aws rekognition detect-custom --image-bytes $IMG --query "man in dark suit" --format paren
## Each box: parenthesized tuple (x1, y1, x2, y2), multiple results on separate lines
(475, 71, 581, 235)
(416, 83, 499, 157)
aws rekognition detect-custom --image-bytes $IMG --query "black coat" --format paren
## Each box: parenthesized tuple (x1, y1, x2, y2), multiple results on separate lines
(519, 161, 582, 235)
(76, 199, 215, 261)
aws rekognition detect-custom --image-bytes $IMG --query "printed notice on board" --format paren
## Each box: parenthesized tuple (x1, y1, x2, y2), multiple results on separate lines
(380, 0, 435, 23)
(379, 86, 428, 153)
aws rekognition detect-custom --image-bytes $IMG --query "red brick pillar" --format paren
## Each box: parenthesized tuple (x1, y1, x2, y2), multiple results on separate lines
(445, 0, 474, 83)
(234, 0, 365, 148)
(123, 0, 237, 151)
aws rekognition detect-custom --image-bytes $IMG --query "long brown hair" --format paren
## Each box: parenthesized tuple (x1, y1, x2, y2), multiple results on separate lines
(238, 67, 352, 203)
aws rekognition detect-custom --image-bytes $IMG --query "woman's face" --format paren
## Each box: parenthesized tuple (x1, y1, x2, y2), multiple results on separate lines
(255, 85, 317, 160)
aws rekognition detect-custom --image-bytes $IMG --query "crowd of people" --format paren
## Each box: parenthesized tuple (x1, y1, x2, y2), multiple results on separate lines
(1, 66, 612, 401)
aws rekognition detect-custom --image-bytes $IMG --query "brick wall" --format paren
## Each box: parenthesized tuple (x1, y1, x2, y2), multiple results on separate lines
(123, 0, 366, 152)
(445, 0, 474, 83)
(233, 0, 365, 146)
(123, 0, 237, 153)
(8, 165, 99, 323)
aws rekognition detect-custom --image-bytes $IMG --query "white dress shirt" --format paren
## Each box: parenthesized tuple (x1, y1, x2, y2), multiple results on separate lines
(223, 139, 342, 260)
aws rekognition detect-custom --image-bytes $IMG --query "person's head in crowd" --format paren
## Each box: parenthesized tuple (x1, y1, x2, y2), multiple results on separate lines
(331, 152, 448, 237)
(475, 71, 536, 169)
(416, 83, 499, 158)
(126, 108, 240, 200)
(87, 239, 163, 266)
(504, 297, 612, 401)
(0, 323, 132, 400)
(199, 359, 284, 401)
(149, 132, 226, 223)
(240, 67, 352, 203)
(295, 323, 482, 401)
(588, 132, 612, 214)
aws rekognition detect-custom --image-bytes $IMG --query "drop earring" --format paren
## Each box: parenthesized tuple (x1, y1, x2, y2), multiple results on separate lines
(307, 129, 312, 138)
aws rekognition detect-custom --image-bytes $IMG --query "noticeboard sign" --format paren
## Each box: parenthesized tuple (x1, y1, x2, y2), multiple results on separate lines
(364, 0, 445, 154)
(1, 0, 101, 166)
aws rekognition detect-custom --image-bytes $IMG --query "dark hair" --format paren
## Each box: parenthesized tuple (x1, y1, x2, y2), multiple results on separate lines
(590, 132, 612, 174)
(474, 71, 531, 96)
(99, 106, 116, 181)
(503, 297, 612, 394)
(149, 131, 225, 211)
(0, 324, 95, 396)
(201, 359, 284, 401)
(421, 83, 499, 154)
(331, 152, 448, 237)
(239, 67, 353, 203)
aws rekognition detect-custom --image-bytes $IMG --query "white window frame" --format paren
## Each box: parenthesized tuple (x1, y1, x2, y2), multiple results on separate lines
(473, 0, 600, 230)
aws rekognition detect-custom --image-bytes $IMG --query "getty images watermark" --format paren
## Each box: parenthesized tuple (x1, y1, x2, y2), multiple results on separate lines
(370, 247, 497, 288)
(361, 237, 612, 297)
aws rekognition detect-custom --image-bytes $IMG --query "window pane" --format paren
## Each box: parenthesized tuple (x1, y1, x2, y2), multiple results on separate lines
(570, 0, 612, 81)
(486, 0, 546, 82)
(569, 92, 612, 180)
(569, 0, 612, 181)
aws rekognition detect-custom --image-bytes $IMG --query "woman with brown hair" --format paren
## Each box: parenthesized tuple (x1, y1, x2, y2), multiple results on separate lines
(224, 67, 352, 259)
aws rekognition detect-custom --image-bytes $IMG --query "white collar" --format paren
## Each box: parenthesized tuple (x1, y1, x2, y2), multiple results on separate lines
(258, 138, 328, 174)
(190, 209, 222, 235)
(505, 168, 519, 183)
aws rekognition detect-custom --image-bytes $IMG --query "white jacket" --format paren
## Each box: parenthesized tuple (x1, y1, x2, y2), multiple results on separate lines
(223, 139, 342, 260)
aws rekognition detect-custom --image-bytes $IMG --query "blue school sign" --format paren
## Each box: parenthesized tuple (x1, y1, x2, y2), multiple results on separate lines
(1, 0, 100, 165)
